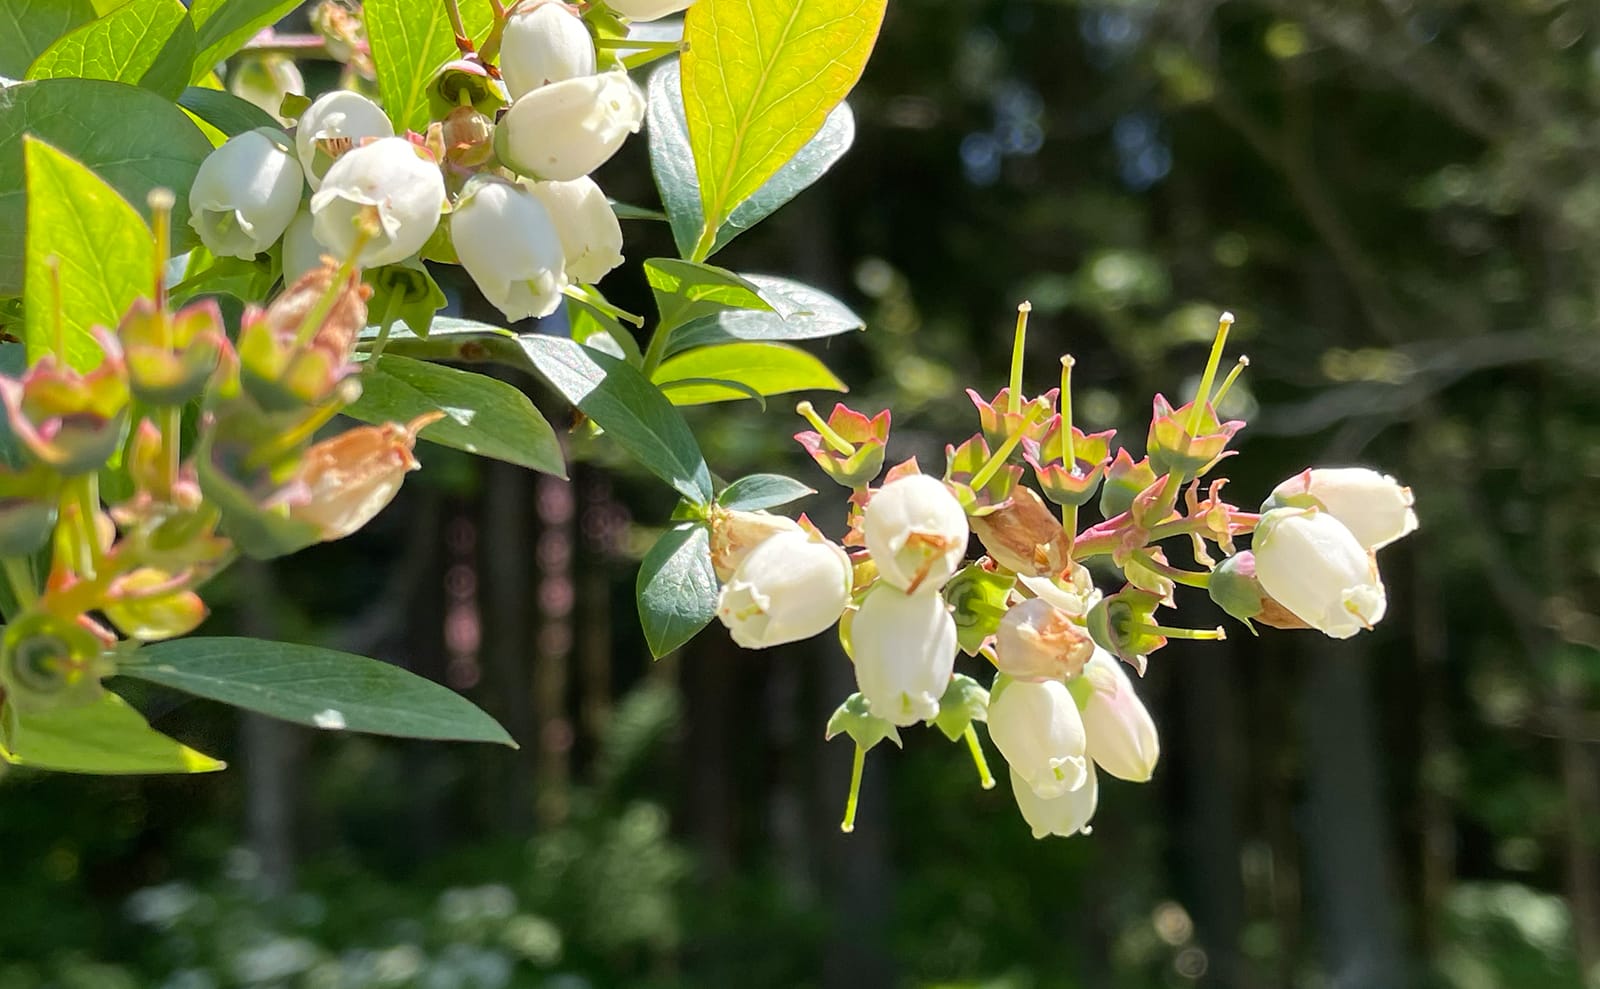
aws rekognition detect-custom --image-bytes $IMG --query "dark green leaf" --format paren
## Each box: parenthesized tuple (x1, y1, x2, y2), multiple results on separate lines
(0, 0, 95, 77)
(0, 691, 225, 774)
(647, 59, 856, 260)
(518, 335, 713, 504)
(124, 636, 517, 745)
(23, 136, 154, 371)
(652, 341, 845, 405)
(177, 85, 279, 138)
(667, 274, 865, 354)
(717, 473, 815, 511)
(0, 78, 212, 295)
(346, 355, 567, 476)
(567, 289, 644, 365)
(188, 0, 302, 81)
(636, 522, 717, 658)
(610, 199, 669, 222)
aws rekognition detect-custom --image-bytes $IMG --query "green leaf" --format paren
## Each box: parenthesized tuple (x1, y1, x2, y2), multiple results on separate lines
(177, 85, 279, 138)
(644, 257, 773, 337)
(26, 0, 193, 99)
(346, 355, 567, 476)
(0, 0, 95, 77)
(0, 78, 212, 295)
(667, 274, 864, 354)
(169, 244, 278, 306)
(609, 199, 669, 222)
(365, 0, 493, 133)
(717, 473, 815, 511)
(23, 136, 154, 371)
(0, 692, 225, 775)
(518, 335, 713, 504)
(679, 0, 885, 260)
(652, 341, 845, 405)
(658, 376, 766, 408)
(647, 61, 854, 260)
(188, 0, 302, 82)
(636, 522, 717, 658)
(122, 636, 517, 745)
(567, 288, 644, 365)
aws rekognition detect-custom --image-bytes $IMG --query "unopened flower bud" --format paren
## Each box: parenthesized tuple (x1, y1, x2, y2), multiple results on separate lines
(288, 412, 444, 541)
(994, 598, 1094, 681)
(310, 137, 445, 267)
(862, 473, 968, 594)
(1011, 764, 1098, 839)
(230, 55, 305, 124)
(188, 127, 303, 260)
(606, 0, 694, 20)
(526, 176, 625, 284)
(716, 529, 852, 648)
(495, 70, 646, 182)
(1252, 507, 1386, 639)
(851, 583, 958, 726)
(295, 89, 394, 189)
(988, 676, 1089, 799)
(969, 484, 1070, 575)
(1266, 467, 1417, 550)
(1077, 648, 1159, 782)
(451, 176, 568, 321)
(1207, 551, 1308, 630)
(708, 507, 802, 582)
(501, 0, 597, 99)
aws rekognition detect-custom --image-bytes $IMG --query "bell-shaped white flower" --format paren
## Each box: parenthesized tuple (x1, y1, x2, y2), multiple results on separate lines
(1252, 507, 1386, 639)
(1011, 764, 1098, 839)
(294, 90, 394, 190)
(606, 0, 694, 20)
(495, 70, 646, 182)
(230, 56, 305, 125)
(1268, 467, 1418, 551)
(1078, 647, 1159, 782)
(188, 127, 304, 260)
(525, 177, 625, 284)
(709, 508, 803, 582)
(280, 207, 332, 285)
(988, 677, 1088, 799)
(994, 598, 1094, 681)
(862, 474, 969, 594)
(309, 137, 445, 268)
(716, 529, 851, 649)
(451, 176, 568, 321)
(851, 583, 958, 726)
(500, 0, 597, 100)
(1016, 565, 1101, 618)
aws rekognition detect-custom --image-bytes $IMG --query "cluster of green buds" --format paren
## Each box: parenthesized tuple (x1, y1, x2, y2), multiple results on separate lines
(0, 195, 441, 731)
(706, 308, 1418, 839)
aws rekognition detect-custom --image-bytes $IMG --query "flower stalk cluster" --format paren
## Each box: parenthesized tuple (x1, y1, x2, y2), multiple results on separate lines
(712, 307, 1418, 840)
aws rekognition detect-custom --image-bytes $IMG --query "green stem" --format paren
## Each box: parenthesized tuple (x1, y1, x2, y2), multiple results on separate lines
(1147, 622, 1227, 641)
(1185, 311, 1234, 437)
(2, 557, 37, 610)
(689, 225, 717, 265)
(1006, 302, 1031, 413)
(1210, 355, 1250, 412)
(795, 401, 855, 456)
(162, 406, 182, 494)
(1131, 549, 1211, 588)
(442, 0, 472, 50)
(594, 37, 685, 52)
(148, 188, 174, 308)
(366, 291, 403, 364)
(292, 250, 363, 348)
(840, 744, 866, 833)
(242, 397, 347, 472)
(962, 724, 996, 790)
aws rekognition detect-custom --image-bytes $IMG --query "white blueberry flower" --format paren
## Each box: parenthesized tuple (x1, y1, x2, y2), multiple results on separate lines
(495, 70, 646, 182)
(993, 598, 1094, 682)
(294, 90, 394, 190)
(229, 56, 305, 125)
(862, 474, 969, 594)
(605, 0, 695, 20)
(716, 529, 852, 649)
(500, 0, 597, 100)
(987, 676, 1089, 799)
(188, 127, 304, 260)
(309, 137, 445, 268)
(280, 207, 331, 286)
(1252, 507, 1386, 639)
(851, 583, 958, 726)
(1016, 564, 1102, 618)
(450, 176, 568, 321)
(1267, 467, 1418, 551)
(1011, 764, 1098, 839)
(708, 508, 803, 582)
(525, 176, 625, 284)
(1077, 647, 1159, 782)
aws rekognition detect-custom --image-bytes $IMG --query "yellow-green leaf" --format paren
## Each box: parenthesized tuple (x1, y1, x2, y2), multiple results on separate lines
(653, 341, 845, 405)
(23, 136, 154, 371)
(26, 0, 191, 97)
(679, 0, 886, 260)
(0, 692, 225, 775)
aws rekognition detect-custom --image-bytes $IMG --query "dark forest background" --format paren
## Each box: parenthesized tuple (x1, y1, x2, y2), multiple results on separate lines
(4, 1, 1600, 986)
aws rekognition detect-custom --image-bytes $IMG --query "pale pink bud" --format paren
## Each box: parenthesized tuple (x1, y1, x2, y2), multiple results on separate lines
(993, 598, 1094, 681)
(1077, 648, 1159, 782)
(289, 412, 443, 541)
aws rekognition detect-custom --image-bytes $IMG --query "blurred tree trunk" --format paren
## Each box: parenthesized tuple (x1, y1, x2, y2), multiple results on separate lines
(533, 468, 574, 825)
(481, 458, 537, 827)
(1301, 640, 1407, 989)
(237, 560, 303, 896)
